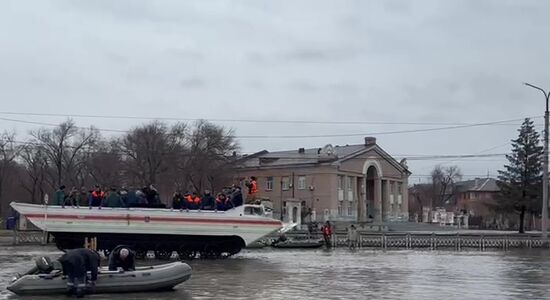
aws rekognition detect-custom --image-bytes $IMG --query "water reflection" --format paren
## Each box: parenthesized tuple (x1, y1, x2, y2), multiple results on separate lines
(2, 246, 550, 300)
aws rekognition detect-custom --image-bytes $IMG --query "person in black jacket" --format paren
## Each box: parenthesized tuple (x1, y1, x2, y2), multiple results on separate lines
(230, 186, 243, 207)
(200, 190, 215, 210)
(58, 248, 100, 298)
(172, 191, 185, 210)
(108, 245, 135, 271)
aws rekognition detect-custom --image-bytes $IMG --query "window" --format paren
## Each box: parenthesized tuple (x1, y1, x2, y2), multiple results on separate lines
(298, 176, 306, 190)
(266, 177, 273, 191)
(338, 201, 343, 216)
(347, 176, 354, 201)
(397, 182, 403, 204)
(338, 175, 344, 200)
(282, 177, 290, 190)
(347, 204, 353, 216)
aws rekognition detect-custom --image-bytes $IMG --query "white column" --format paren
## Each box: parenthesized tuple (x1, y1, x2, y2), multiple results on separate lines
(359, 178, 366, 222)
(384, 180, 391, 221)
(375, 178, 382, 222)
(401, 177, 409, 220)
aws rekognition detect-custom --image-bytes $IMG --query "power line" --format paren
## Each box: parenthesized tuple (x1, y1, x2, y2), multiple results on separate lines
(0, 117, 127, 133)
(0, 115, 540, 139)
(7, 139, 509, 161)
(0, 110, 542, 126)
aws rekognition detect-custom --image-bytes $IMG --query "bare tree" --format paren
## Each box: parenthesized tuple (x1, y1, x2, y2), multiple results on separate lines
(19, 144, 48, 204)
(0, 131, 20, 216)
(118, 121, 186, 186)
(31, 120, 98, 188)
(183, 120, 238, 192)
(430, 165, 462, 208)
(85, 140, 124, 187)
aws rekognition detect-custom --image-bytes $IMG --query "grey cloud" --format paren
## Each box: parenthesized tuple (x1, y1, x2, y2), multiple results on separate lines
(166, 48, 203, 61)
(180, 78, 206, 89)
(282, 48, 361, 62)
(287, 80, 319, 92)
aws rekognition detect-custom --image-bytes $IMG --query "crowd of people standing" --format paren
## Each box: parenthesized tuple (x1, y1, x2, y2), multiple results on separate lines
(171, 185, 243, 211)
(50, 183, 245, 211)
(51, 184, 162, 208)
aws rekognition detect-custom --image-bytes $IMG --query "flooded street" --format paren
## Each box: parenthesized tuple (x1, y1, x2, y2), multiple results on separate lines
(2, 245, 550, 300)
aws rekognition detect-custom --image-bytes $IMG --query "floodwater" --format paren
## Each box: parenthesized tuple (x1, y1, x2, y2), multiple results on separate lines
(1, 245, 550, 300)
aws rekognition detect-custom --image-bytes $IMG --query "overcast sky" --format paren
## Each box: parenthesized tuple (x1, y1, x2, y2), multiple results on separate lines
(1, 0, 549, 183)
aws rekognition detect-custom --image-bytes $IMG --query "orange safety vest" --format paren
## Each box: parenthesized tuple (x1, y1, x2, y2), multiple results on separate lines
(92, 191, 105, 198)
(250, 180, 258, 194)
(186, 195, 193, 203)
(193, 196, 201, 205)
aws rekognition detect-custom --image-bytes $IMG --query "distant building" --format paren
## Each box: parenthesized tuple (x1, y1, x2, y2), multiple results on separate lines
(408, 178, 504, 228)
(232, 137, 411, 223)
(455, 178, 499, 213)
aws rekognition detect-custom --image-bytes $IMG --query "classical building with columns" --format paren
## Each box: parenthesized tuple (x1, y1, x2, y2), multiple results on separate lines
(232, 137, 411, 224)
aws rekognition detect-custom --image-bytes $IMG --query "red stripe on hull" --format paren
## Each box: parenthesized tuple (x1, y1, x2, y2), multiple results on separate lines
(25, 213, 281, 226)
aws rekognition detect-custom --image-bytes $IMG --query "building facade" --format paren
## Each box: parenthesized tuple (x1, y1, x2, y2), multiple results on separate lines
(233, 137, 411, 223)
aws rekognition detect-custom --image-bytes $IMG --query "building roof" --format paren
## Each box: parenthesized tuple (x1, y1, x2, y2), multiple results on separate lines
(234, 138, 410, 174)
(455, 178, 500, 193)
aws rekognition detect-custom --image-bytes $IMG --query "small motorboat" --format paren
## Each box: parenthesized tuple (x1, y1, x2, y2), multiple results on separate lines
(271, 239, 325, 249)
(7, 261, 192, 296)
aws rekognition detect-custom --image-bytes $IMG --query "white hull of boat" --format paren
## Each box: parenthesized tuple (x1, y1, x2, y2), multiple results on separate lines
(10, 202, 282, 246)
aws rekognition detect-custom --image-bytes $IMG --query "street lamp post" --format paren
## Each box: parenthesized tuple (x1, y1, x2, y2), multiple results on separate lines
(524, 82, 550, 238)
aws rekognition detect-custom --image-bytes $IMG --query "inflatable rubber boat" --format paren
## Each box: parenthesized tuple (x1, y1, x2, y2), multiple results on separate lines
(7, 261, 192, 295)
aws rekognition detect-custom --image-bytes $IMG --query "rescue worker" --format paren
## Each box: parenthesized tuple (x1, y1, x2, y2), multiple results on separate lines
(200, 190, 215, 210)
(108, 245, 135, 271)
(105, 187, 124, 207)
(215, 193, 227, 211)
(89, 185, 105, 207)
(192, 192, 201, 209)
(184, 192, 195, 210)
(58, 248, 100, 298)
(246, 176, 258, 203)
(53, 185, 66, 207)
(321, 221, 333, 248)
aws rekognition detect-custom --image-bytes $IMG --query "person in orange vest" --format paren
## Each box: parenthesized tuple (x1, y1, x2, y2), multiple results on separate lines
(183, 192, 194, 210)
(192, 192, 201, 210)
(246, 176, 258, 203)
(89, 185, 105, 208)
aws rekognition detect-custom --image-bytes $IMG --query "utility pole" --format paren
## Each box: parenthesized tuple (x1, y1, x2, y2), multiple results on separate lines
(524, 82, 550, 238)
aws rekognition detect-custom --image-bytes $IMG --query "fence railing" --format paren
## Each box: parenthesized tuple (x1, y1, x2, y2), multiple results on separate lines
(273, 232, 550, 250)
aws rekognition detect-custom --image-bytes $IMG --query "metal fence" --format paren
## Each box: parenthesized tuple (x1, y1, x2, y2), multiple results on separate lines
(276, 232, 550, 250)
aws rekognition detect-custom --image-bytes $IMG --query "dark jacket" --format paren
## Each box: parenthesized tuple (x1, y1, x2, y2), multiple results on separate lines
(172, 193, 184, 210)
(108, 245, 135, 271)
(105, 191, 124, 207)
(230, 190, 243, 207)
(201, 194, 215, 210)
(52, 189, 65, 206)
(58, 248, 100, 281)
